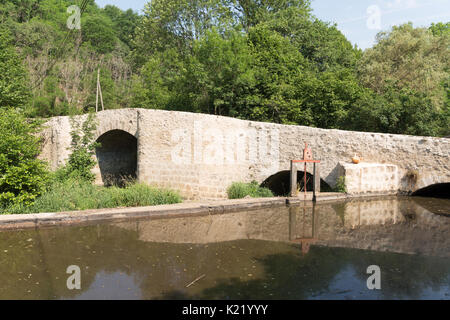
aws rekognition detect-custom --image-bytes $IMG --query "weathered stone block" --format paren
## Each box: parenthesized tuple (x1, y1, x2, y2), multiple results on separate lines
(338, 162, 399, 194)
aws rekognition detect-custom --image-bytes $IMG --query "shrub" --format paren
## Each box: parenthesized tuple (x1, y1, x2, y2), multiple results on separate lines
(0, 109, 49, 208)
(333, 176, 347, 193)
(56, 113, 99, 183)
(227, 181, 274, 199)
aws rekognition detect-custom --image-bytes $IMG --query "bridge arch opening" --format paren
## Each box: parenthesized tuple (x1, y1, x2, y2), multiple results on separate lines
(261, 170, 332, 196)
(411, 183, 450, 199)
(95, 129, 137, 187)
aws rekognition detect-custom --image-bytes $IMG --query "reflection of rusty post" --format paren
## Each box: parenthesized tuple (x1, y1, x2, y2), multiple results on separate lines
(311, 203, 315, 238)
(313, 162, 320, 202)
(291, 203, 318, 255)
(290, 160, 297, 197)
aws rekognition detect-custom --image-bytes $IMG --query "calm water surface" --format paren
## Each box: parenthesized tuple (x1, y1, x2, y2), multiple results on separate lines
(0, 196, 449, 300)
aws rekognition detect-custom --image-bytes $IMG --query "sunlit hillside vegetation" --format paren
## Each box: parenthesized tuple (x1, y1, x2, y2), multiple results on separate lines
(1, 0, 448, 136)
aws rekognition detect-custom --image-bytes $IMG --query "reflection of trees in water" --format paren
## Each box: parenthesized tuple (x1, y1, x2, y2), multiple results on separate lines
(345, 249, 450, 299)
(1, 224, 449, 300)
(0, 225, 140, 299)
(166, 247, 348, 299)
(0, 225, 303, 299)
(0, 196, 449, 299)
(160, 246, 450, 300)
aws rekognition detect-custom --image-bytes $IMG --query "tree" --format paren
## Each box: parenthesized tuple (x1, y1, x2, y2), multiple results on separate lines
(0, 108, 48, 207)
(1, 0, 41, 23)
(132, 0, 236, 68)
(429, 22, 449, 36)
(229, 0, 311, 31)
(103, 5, 141, 49)
(344, 85, 447, 136)
(357, 23, 449, 110)
(182, 28, 256, 116)
(131, 49, 182, 110)
(81, 14, 117, 54)
(244, 24, 308, 124)
(0, 28, 30, 108)
(131, 0, 364, 129)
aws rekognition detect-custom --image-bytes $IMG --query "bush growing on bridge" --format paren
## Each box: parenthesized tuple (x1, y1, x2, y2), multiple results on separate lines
(55, 113, 100, 183)
(227, 181, 274, 199)
(333, 176, 347, 193)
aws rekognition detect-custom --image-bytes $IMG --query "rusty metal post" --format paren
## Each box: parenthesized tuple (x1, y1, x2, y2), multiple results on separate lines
(313, 162, 320, 201)
(290, 160, 297, 197)
(292, 143, 320, 201)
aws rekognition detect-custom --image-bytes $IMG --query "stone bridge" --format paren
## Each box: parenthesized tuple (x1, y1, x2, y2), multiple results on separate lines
(39, 108, 449, 199)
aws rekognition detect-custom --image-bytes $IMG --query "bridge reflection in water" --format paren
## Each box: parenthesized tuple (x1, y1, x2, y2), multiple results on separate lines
(0, 196, 448, 299)
(114, 196, 449, 257)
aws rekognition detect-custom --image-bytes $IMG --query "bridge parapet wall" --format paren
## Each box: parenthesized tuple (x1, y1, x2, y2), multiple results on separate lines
(38, 108, 450, 199)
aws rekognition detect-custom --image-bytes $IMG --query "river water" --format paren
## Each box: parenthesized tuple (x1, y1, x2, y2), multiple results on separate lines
(0, 196, 449, 300)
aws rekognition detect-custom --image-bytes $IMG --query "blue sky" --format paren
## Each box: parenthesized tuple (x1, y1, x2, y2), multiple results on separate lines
(95, 0, 450, 49)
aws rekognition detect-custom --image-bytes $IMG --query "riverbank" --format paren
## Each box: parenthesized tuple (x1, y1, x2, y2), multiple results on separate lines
(0, 192, 406, 230)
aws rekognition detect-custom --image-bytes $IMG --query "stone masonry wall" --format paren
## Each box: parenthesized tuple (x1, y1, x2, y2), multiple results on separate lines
(38, 108, 450, 199)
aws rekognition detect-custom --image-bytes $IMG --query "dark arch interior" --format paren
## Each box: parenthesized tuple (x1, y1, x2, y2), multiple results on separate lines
(412, 183, 450, 199)
(96, 130, 137, 187)
(261, 170, 333, 196)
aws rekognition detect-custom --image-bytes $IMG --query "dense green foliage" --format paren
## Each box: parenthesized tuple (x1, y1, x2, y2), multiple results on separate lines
(3, 179, 182, 214)
(0, 0, 447, 136)
(227, 181, 274, 199)
(0, 0, 448, 210)
(0, 0, 140, 115)
(130, 0, 449, 136)
(0, 108, 48, 207)
(0, 29, 30, 108)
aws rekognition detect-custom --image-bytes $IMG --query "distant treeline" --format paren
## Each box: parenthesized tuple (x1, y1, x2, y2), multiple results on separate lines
(0, 0, 448, 136)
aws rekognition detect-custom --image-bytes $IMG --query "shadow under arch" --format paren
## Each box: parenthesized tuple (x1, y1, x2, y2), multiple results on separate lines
(411, 183, 450, 199)
(95, 129, 137, 186)
(261, 170, 333, 196)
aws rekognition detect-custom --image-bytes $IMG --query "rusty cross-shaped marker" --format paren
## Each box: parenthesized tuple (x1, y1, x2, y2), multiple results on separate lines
(291, 143, 320, 200)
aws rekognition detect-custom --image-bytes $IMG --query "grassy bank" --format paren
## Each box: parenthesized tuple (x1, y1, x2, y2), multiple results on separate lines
(227, 181, 274, 199)
(1, 180, 182, 214)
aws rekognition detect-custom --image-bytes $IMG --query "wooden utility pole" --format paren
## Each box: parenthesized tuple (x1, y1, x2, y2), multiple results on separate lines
(95, 69, 99, 112)
(96, 68, 104, 112)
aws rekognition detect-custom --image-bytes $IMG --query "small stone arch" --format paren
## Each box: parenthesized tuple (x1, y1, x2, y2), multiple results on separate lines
(95, 129, 138, 186)
(412, 173, 450, 193)
(260, 170, 333, 196)
(95, 122, 137, 141)
(412, 183, 450, 199)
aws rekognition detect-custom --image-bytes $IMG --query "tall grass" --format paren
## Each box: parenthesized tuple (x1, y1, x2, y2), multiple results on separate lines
(227, 181, 274, 199)
(1, 179, 182, 214)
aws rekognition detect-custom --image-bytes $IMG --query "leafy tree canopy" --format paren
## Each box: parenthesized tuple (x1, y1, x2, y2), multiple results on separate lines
(0, 28, 30, 108)
(357, 23, 449, 110)
(0, 108, 48, 207)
